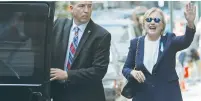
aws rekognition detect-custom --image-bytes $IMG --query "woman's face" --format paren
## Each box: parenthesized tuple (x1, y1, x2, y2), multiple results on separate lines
(144, 11, 164, 36)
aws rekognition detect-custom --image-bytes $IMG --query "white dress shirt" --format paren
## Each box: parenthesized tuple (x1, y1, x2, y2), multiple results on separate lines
(64, 20, 89, 71)
(143, 36, 161, 74)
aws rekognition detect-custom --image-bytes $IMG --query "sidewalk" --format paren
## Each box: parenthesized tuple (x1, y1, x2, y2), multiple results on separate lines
(182, 81, 201, 101)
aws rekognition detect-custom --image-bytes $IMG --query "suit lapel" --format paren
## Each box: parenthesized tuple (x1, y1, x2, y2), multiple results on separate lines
(152, 35, 168, 71)
(138, 36, 144, 68)
(137, 36, 150, 72)
(62, 19, 72, 65)
(71, 20, 93, 66)
(139, 35, 168, 73)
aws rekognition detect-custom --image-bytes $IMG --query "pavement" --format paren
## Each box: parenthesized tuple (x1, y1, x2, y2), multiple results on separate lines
(182, 81, 201, 101)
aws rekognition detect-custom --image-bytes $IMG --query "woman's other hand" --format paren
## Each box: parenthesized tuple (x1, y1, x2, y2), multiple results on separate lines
(130, 70, 146, 83)
(184, 2, 196, 28)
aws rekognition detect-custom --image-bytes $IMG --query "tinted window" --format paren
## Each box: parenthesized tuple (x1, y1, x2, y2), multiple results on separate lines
(0, 3, 53, 86)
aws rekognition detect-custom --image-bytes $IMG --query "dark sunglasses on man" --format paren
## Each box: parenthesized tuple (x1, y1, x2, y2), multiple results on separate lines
(146, 18, 161, 23)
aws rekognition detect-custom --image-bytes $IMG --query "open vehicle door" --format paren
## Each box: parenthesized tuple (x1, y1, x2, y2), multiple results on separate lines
(0, 2, 55, 101)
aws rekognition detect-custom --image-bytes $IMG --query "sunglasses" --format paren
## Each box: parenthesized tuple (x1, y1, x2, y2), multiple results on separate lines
(145, 18, 161, 23)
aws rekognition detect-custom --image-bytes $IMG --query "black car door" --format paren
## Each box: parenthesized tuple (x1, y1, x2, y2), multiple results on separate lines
(0, 2, 55, 101)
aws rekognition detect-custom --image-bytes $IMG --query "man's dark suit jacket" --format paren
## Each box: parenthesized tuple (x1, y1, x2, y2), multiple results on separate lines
(50, 18, 111, 101)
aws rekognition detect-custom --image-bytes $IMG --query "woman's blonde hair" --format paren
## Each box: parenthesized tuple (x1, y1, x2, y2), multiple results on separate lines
(143, 7, 166, 35)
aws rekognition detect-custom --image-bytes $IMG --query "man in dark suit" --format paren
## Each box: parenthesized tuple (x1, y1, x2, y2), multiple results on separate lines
(50, 1, 111, 101)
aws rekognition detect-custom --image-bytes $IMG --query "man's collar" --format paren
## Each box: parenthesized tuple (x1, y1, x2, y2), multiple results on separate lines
(72, 19, 89, 32)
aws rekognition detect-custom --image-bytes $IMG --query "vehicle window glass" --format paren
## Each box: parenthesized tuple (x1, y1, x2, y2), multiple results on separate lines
(0, 3, 51, 86)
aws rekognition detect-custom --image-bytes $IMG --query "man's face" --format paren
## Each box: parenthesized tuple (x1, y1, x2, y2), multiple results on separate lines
(70, 1, 92, 25)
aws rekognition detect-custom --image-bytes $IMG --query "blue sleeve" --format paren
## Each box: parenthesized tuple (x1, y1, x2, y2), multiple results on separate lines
(171, 26, 196, 51)
(122, 38, 137, 81)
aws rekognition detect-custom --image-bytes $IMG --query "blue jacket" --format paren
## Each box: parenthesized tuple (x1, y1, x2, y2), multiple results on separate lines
(122, 26, 195, 101)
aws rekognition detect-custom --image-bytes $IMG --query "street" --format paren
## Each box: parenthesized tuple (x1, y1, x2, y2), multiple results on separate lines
(182, 81, 201, 101)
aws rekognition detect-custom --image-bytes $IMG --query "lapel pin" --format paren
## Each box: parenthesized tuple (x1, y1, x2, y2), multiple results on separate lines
(88, 30, 91, 33)
(160, 42, 164, 52)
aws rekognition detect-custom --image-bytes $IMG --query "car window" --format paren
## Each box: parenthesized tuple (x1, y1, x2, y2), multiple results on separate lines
(0, 2, 54, 86)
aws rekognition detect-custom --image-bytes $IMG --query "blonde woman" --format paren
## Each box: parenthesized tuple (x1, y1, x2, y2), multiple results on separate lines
(122, 3, 196, 101)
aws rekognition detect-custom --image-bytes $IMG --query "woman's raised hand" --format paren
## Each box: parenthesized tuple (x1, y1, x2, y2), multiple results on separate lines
(184, 2, 196, 28)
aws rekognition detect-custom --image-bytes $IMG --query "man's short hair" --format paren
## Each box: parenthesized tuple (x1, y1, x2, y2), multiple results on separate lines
(69, 1, 93, 5)
(69, 1, 79, 5)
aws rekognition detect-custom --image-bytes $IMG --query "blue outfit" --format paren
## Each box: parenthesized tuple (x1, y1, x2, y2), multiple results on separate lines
(122, 26, 195, 101)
